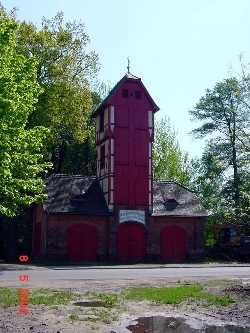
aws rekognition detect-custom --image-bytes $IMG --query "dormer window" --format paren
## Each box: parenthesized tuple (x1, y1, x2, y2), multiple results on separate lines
(163, 198, 179, 211)
(70, 194, 87, 203)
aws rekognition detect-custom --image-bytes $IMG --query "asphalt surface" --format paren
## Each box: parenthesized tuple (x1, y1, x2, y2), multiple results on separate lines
(0, 264, 250, 280)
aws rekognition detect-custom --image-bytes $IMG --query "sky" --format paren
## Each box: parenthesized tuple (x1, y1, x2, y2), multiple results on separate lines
(3, 0, 250, 158)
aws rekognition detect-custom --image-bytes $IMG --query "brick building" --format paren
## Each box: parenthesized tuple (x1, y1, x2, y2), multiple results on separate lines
(31, 72, 207, 262)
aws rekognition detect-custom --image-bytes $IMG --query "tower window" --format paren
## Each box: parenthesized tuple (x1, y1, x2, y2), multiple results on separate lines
(122, 89, 129, 98)
(100, 145, 105, 169)
(135, 91, 141, 100)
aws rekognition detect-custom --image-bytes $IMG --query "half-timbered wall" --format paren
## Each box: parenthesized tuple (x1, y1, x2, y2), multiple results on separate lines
(94, 77, 155, 210)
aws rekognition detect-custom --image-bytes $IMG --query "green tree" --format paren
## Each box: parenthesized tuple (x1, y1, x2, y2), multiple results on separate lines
(0, 10, 51, 260)
(0, 10, 51, 217)
(59, 91, 102, 175)
(153, 116, 191, 186)
(188, 152, 228, 246)
(189, 77, 250, 223)
(15, 12, 100, 172)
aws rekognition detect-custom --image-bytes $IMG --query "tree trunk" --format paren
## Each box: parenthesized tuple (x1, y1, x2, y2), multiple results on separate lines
(231, 113, 240, 219)
(6, 216, 19, 262)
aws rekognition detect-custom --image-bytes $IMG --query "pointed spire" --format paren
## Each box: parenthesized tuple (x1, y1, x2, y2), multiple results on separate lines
(127, 57, 130, 73)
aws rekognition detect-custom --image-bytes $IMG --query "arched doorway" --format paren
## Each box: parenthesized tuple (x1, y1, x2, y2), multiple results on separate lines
(161, 225, 186, 261)
(118, 224, 145, 262)
(68, 224, 97, 261)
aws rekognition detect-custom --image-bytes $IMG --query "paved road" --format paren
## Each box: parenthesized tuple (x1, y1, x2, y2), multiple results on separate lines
(0, 266, 250, 281)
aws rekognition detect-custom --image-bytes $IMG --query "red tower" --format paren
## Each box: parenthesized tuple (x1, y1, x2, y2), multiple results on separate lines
(92, 73, 159, 212)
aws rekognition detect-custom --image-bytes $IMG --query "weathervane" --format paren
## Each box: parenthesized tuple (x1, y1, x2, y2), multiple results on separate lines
(127, 57, 130, 73)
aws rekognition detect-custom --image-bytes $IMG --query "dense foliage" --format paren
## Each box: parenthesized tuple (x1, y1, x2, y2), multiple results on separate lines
(153, 116, 191, 187)
(15, 12, 100, 173)
(0, 10, 51, 218)
(189, 64, 250, 245)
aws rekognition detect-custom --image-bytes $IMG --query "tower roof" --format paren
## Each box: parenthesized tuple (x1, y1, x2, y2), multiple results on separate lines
(92, 72, 160, 117)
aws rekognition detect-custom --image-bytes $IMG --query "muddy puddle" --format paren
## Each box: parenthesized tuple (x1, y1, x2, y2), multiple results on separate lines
(126, 316, 250, 332)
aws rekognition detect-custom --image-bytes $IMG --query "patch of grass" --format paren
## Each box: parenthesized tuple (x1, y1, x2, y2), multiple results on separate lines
(50, 305, 59, 310)
(125, 285, 203, 305)
(0, 287, 78, 308)
(199, 292, 233, 306)
(90, 308, 118, 324)
(69, 313, 78, 321)
(90, 325, 100, 330)
(0, 287, 18, 308)
(73, 292, 121, 324)
(124, 285, 234, 307)
(29, 288, 78, 306)
(88, 292, 119, 308)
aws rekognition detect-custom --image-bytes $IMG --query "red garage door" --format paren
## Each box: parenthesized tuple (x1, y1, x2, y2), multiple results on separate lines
(68, 224, 97, 261)
(161, 226, 186, 261)
(118, 224, 145, 262)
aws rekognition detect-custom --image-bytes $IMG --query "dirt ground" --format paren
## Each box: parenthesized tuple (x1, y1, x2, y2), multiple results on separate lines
(0, 264, 250, 333)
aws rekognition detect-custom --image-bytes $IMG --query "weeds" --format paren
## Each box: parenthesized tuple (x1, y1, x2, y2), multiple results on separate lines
(0, 287, 18, 308)
(85, 292, 119, 308)
(29, 289, 78, 306)
(90, 325, 100, 330)
(0, 287, 78, 308)
(124, 285, 234, 307)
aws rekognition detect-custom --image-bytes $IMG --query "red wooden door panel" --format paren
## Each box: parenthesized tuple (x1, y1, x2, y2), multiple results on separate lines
(68, 224, 97, 261)
(115, 165, 129, 204)
(161, 226, 186, 261)
(134, 109, 148, 129)
(118, 224, 145, 262)
(33, 222, 41, 259)
(115, 107, 129, 127)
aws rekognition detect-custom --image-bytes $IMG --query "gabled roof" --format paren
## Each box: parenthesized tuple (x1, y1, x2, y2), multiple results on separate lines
(42, 174, 110, 214)
(92, 72, 160, 117)
(152, 181, 208, 217)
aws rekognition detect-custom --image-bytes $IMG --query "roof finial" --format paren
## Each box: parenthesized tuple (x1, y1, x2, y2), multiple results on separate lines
(127, 57, 130, 73)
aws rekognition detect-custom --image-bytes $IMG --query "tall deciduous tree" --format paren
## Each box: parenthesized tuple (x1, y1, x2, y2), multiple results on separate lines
(0, 10, 51, 260)
(189, 77, 250, 223)
(59, 91, 102, 175)
(15, 12, 100, 172)
(188, 152, 228, 245)
(0, 10, 51, 217)
(153, 116, 191, 186)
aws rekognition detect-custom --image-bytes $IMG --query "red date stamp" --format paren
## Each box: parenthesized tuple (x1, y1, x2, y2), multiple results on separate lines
(18, 288, 29, 314)
(18, 255, 29, 314)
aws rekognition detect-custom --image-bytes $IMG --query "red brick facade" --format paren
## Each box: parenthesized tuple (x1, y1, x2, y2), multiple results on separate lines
(32, 203, 205, 261)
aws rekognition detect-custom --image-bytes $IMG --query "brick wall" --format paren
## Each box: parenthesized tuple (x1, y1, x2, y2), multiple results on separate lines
(32, 203, 204, 261)
(148, 216, 205, 260)
(32, 207, 110, 260)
